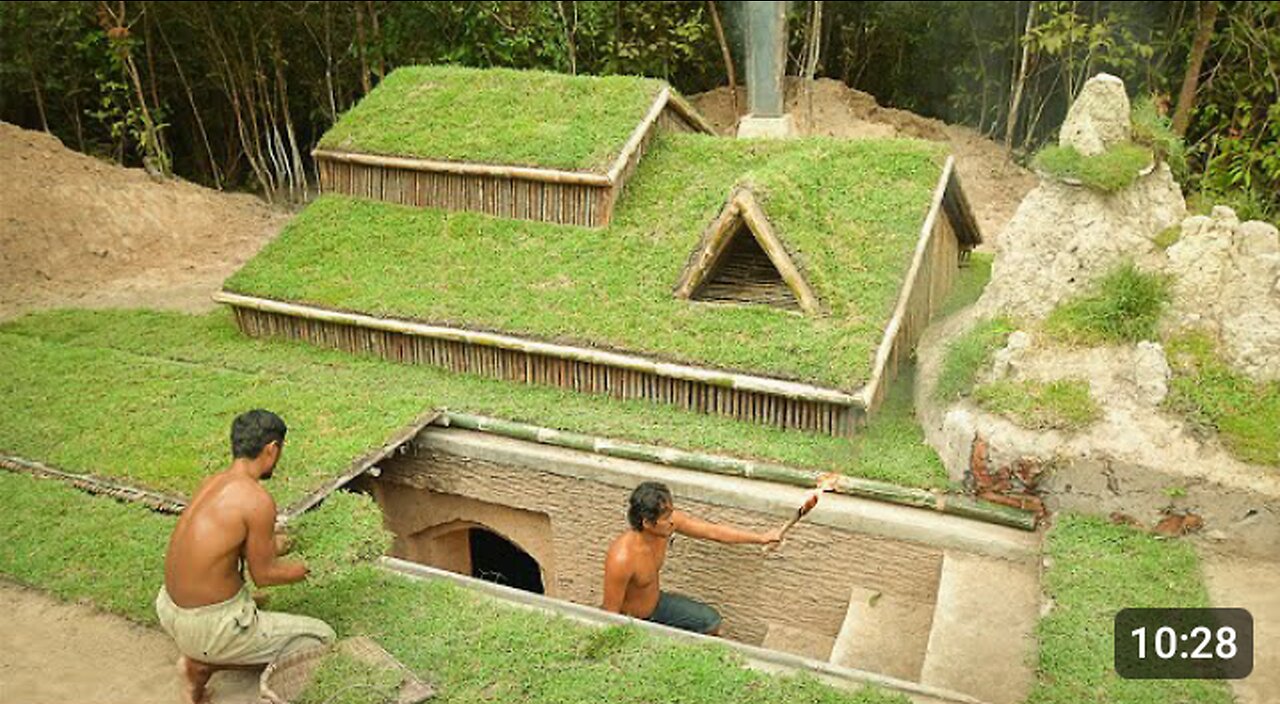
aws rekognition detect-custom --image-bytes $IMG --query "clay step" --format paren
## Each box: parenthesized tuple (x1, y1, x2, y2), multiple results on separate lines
(919, 552, 1038, 704)
(828, 585, 935, 681)
(760, 622, 836, 662)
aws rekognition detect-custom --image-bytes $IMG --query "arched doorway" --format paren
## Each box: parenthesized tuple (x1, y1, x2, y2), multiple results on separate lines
(469, 527, 545, 594)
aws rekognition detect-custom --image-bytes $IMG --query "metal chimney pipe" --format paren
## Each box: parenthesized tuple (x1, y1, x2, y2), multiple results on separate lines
(745, 0, 787, 118)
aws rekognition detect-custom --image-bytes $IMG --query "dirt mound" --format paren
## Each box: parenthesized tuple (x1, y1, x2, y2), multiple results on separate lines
(689, 79, 1035, 245)
(0, 122, 287, 320)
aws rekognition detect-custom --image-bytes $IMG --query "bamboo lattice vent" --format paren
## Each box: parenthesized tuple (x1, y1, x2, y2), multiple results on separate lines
(691, 224, 802, 310)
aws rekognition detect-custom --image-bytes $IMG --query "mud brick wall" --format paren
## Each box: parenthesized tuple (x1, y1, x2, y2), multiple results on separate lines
(374, 447, 943, 645)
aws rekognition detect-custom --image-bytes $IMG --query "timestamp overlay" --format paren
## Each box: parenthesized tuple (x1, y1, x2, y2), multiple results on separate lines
(1115, 608, 1254, 679)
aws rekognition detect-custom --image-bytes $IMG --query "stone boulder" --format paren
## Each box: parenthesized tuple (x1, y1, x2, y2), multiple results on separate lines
(1058, 73, 1131, 156)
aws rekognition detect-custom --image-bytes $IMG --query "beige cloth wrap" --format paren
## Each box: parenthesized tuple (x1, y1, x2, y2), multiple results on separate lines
(155, 585, 334, 665)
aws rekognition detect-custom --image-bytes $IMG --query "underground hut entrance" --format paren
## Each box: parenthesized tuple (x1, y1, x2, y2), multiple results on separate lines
(469, 527, 544, 594)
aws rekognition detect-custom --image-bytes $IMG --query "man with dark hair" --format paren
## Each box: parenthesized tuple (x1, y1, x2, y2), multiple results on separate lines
(156, 410, 334, 704)
(601, 481, 781, 635)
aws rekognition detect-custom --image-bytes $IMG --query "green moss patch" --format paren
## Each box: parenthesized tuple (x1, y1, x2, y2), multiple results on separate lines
(0, 309, 950, 497)
(1165, 333, 1280, 467)
(934, 317, 1015, 402)
(1045, 263, 1170, 345)
(1029, 514, 1232, 704)
(1032, 143, 1154, 193)
(317, 65, 664, 172)
(0, 472, 907, 704)
(973, 379, 1101, 432)
(229, 135, 948, 390)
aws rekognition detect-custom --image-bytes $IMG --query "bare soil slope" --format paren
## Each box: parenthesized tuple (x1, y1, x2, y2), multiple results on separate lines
(690, 80, 1036, 246)
(0, 122, 287, 320)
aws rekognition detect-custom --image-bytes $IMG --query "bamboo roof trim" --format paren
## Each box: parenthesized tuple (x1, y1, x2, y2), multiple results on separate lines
(212, 291, 860, 406)
(674, 188, 822, 315)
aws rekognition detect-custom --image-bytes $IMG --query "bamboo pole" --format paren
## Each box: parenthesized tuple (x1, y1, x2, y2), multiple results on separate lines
(1, 453, 188, 514)
(436, 412, 1037, 530)
(216, 292, 860, 406)
(313, 149, 611, 186)
(859, 157, 954, 413)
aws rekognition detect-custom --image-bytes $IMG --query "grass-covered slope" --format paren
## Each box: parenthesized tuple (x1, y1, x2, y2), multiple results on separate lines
(316, 65, 664, 172)
(0, 309, 951, 498)
(0, 472, 907, 704)
(228, 135, 947, 389)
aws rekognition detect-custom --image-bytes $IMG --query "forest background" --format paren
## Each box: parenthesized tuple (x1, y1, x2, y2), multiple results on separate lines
(1, 1, 1275, 220)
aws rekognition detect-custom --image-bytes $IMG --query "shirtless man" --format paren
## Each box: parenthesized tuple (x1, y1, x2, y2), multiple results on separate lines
(601, 481, 782, 635)
(156, 409, 334, 704)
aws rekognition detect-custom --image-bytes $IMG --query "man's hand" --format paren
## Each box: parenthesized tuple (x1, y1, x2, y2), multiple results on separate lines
(758, 527, 785, 545)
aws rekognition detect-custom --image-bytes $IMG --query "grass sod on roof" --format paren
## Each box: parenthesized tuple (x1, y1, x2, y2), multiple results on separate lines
(1029, 514, 1232, 704)
(0, 308, 950, 499)
(0, 472, 908, 704)
(316, 65, 664, 172)
(227, 134, 948, 390)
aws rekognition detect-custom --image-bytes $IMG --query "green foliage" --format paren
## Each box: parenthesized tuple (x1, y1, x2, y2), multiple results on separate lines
(1131, 95, 1186, 179)
(1164, 333, 1280, 467)
(0, 309, 951, 492)
(317, 65, 663, 171)
(1032, 144, 1154, 192)
(1044, 263, 1170, 345)
(290, 492, 393, 580)
(228, 135, 948, 389)
(973, 379, 1100, 432)
(935, 318, 1015, 402)
(1029, 514, 1233, 704)
(297, 651, 403, 704)
(0, 471, 909, 704)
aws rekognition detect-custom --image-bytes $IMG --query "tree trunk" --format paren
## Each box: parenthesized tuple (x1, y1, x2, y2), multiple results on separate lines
(556, 1, 577, 75)
(354, 1, 372, 94)
(706, 0, 738, 120)
(1005, 1, 1037, 149)
(1172, 0, 1220, 136)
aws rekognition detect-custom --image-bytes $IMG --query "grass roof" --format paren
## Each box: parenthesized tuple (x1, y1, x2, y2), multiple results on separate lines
(0, 307, 955, 506)
(316, 65, 665, 172)
(228, 134, 948, 390)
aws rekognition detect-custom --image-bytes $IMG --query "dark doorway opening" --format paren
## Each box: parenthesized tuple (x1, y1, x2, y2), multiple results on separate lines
(469, 528, 544, 594)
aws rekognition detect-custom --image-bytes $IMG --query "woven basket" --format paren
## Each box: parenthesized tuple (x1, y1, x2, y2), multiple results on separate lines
(259, 637, 435, 704)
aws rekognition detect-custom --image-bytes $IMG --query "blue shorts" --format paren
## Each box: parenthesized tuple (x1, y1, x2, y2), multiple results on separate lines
(644, 591, 722, 634)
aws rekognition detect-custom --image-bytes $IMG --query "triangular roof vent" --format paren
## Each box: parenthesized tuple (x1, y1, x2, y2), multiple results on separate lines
(675, 189, 820, 314)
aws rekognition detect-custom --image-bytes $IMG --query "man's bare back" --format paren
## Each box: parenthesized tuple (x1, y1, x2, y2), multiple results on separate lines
(603, 529, 668, 618)
(164, 469, 282, 608)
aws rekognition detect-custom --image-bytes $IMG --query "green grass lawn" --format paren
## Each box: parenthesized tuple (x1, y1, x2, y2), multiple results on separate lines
(1029, 514, 1232, 704)
(934, 317, 1014, 402)
(228, 134, 948, 390)
(0, 308, 951, 502)
(316, 65, 664, 172)
(0, 471, 907, 704)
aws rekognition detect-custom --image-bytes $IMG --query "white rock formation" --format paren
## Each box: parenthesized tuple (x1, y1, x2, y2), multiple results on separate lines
(1165, 207, 1280, 381)
(1058, 73, 1131, 156)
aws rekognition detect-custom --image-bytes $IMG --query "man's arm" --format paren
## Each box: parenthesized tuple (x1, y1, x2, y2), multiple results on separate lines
(244, 492, 308, 588)
(672, 511, 782, 545)
(601, 549, 633, 613)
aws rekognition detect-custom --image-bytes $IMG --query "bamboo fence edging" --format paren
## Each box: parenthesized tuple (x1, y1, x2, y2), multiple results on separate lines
(664, 90, 719, 135)
(1, 453, 188, 513)
(435, 411, 1038, 531)
(858, 157, 954, 412)
(213, 291, 860, 406)
(606, 87, 672, 184)
(278, 410, 441, 522)
(311, 148, 612, 186)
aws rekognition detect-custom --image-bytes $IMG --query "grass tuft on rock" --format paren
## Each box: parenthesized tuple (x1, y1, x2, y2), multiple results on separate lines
(1130, 96, 1187, 179)
(935, 317, 1015, 402)
(973, 379, 1101, 432)
(1045, 263, 1170, 345)
(1032, 143, 1153, 192)
(1165, 332, 1280, 467)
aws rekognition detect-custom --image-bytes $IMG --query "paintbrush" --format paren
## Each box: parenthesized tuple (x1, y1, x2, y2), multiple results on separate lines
(764, 473, 839, 554)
